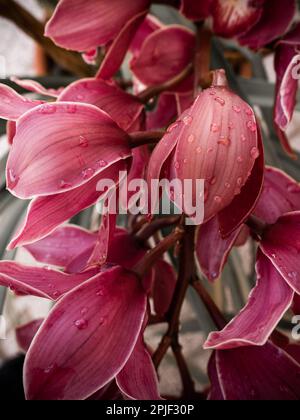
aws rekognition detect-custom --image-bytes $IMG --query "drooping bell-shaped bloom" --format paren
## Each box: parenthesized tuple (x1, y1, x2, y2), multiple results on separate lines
(147, 69, 264, 233)
(274, 23, 300, 158)
(208, 342, 300, 400)
(196, 166, 300, 282)
(204, 169, 300, 350)
(130, 24, 195, 93)
(45, 0, 150, 52)
(45, 0, 150, 79)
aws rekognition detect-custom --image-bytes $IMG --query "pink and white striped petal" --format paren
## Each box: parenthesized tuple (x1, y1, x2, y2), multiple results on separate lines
(6, 102, 131, 199)
(24, 266, 147, 400)
(0, 84, 43, 121)
(204, 250, 294, 350)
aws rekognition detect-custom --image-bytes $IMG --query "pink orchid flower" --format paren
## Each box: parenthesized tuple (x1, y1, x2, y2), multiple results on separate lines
(202, 167, 300, 350)
(208, 341, 300, 400)
(0, 226, 178, 399)
(0, 78, 149, 249)
(147, 69, 264, 233)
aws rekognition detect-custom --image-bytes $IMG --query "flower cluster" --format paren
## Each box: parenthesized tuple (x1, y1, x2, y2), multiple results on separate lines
(0, 0, 300, 400)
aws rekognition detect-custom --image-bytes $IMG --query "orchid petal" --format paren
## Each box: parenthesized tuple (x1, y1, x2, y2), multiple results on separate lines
(6, 102, 131, 199)
(59, 78, 144, 132)
(82, 48, 98, 65)
(146, 93, 178, 131)
(6, 120, 16, 145)
(173, 83, 261, 224)
(11, 77, 63, 98)
(254, 166, 300, 224)
(0, 84, 43, 121)
(213, 342, 300, 400)
(116, 334, 161, 400)
(16, 319, 43, 352)
(207, 353, 225, 400)
(97, 11, 147, 80)
(24, 266, 147, 400)
(204, 250, 294, 350)
(0, 261, 97, 300)
(130, 26, 195, 88)
(45, 0, 150, 51)
(211, 0, 264, 38)
(153, 260, 177, 317)
(218, 127, 264, 237)
(180, 0, 212, 21)
(292, 294, 300, 314)
(196, 217, 243, 282)
(260, 211, 300, 294)
(8, 162, 126, 249)
(24, 225, 97, 268)
(130, 15, 163, 57)
(239, 0, 296, 49)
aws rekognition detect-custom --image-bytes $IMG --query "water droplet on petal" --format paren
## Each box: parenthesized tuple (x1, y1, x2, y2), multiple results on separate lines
(96, 160, 108, 168)
(96, 289, 105, 297)
(207, 147, 214, 153)
(245, 108, 253, 116)
(232, 105, 241, 113)
(210, 123, 220, 133)
(81, 307, 88, 316)
(79, 135, 88, 148)
(241, 134, 246, 142)
(218, 137, 231, 147)
(82, 168, 95, 179)
(52, 291, 60, 299)
(287, 183, 299, 193)
(44, 364, 54, 374)
(74, 319, 88, 330)
(174, 161, 180, 169)
(250, 147, 260, 159)
(214, 196, 222, 204)
(39, 104, 57, 114)
(183, 158, 188, 164)
(188, 134, 195, 143)
(183, 115, 193, 125)
(247, 120, 257, 132)
(196, 146, 202, 154)
(237, 156, 244, 164)
(237, 177, 243, 186)
(225, 182, 231, 189)
(228, 121, 235, 130)
(215, 97, 225, 106)
(210, 177, 217, 185)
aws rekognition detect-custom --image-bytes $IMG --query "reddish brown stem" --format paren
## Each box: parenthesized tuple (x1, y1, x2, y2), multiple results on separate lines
(194, 24, 213, 93)
(137, 216, 181, 242)
(152, 226, 196, 369)
(138, 63, 193, 103)
(172, 338, 196, 398)
(134, 227, 184, 278)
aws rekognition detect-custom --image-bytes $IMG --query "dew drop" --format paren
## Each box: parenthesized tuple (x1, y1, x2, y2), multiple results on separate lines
(210, 177, 217, 185)
(228, 121, 235, 130)
(237, 177, 243, 186)
(183, 115, 193, 126)
(232, 105, 241, 114)
(44, 364, 54, 374)
(74, 319, 88, 330)
(237, 156, 244, 164)
(245, 108, 253, 116)
(207, 147, 214, 153)
(188, 134, 195, 144)
(183, 158, 188, 164)
(209, 89, 217, 96)
(247, 120, 257, 132)
(210, 123, 220, 133)
(241, 134, 247, 142)
(218, 137, 231, 147)
(196, 146, 202, 154)
(96, 289, 105, 297)
(174, 161, 180, 169)
(82, 168, 95, 179)
(52, 291, 60, 299)
(250, 147, 260, 159)
(287, 183, 299, 193)
(81, 307, 88, 316)
(225, 182, 231, 189)
(214, 195, 222, 204)
(79, 135, 88, 148)
(39, 104, 57, 114)
(96, 159, 108, 168)
(214, 97, 225, 106)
